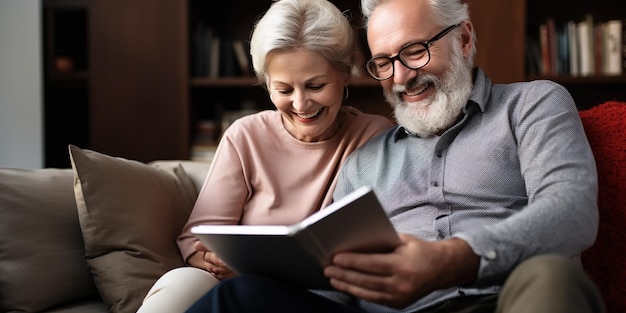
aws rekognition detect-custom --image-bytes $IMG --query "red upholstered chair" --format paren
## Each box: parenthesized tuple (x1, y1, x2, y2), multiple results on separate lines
(578, 101, 626, 313)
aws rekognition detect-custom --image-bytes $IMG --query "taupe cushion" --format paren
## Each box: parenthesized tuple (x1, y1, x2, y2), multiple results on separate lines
(0, 167, 98, 312)
(69, 145, 196, 313)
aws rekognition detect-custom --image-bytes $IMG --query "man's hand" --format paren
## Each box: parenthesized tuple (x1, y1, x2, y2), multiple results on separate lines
(187, 241, 236, 281)
(324, 235, 479, 309)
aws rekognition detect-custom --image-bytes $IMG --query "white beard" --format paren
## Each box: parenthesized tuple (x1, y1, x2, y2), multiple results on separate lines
(385, 44, 473, 138)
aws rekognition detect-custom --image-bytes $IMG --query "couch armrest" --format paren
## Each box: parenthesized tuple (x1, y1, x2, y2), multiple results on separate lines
(149, 160, 211, 195)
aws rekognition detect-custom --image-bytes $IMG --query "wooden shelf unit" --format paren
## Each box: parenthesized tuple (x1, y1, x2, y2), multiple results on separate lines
(42, 0, 624, 163)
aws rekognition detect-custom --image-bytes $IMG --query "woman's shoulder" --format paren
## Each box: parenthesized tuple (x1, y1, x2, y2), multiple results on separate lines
(225, 110, 281, 133)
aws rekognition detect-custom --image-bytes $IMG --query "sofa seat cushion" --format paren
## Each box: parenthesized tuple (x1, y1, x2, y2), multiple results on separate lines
(42, 298, 109, 313)
(0, 167, 99, 312)
(69, 145, 197, 313)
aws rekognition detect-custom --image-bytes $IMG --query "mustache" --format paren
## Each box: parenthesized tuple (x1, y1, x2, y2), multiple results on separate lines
(391, 74, 438, 94)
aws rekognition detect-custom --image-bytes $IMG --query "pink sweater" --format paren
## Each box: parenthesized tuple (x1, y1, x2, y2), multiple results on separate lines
(177, 106, 393, 261)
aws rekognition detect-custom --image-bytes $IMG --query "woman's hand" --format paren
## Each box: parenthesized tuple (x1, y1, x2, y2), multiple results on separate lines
(188, 241, 237, 281)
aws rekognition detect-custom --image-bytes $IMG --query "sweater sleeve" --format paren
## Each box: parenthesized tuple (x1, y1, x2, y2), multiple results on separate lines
(177, 128, 249, 262)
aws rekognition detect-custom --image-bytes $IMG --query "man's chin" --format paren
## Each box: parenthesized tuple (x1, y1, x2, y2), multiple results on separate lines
(404, 99, 431, 109)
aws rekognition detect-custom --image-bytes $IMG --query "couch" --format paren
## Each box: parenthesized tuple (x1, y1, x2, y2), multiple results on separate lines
(1, 145, 211, 313)
(0, 101, 624, 313)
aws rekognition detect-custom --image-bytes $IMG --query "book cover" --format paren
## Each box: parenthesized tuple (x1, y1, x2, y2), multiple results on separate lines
(191, 186, 401, 289)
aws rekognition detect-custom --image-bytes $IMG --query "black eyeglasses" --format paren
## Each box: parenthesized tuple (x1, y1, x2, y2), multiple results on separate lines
(365, 24, 461, 80)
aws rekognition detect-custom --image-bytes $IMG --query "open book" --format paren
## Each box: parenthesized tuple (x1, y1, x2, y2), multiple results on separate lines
(191, 186, 401, 289)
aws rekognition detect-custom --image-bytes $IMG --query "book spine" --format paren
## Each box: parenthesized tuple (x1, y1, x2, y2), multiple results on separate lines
(577, 19, 593, 77)
(593, 23, 604, 76)
(567, 20, 579, 76)
(546, 18, 558, 76)
(623, 18, 626, 74)
(557, 24, 569, 75)
(209, 36, 221, 78)
(539, 23, 551, 76)
(604, 19, 622, 76)
(232, 40, 252, 76)
(193, 22, 205, 77)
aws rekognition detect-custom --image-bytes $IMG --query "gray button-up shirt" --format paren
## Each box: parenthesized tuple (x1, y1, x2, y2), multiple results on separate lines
(333, 68, 599, 312)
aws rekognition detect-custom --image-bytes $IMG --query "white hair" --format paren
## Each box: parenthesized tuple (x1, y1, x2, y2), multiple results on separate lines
(360, 0, 477, 64)
(250, 0, 356, 86)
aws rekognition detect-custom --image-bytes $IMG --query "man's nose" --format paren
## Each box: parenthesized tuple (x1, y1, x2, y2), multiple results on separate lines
(393, 59, 416, 85)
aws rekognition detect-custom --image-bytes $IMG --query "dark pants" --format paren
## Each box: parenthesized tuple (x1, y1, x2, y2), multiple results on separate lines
(185, 254, 605, 313)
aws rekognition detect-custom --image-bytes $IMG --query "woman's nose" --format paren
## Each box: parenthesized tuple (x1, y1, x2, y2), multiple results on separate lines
(291, 90, 310, 112)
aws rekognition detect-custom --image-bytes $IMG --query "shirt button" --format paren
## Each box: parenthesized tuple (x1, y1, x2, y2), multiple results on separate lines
(436, 151, 443, 157)
(431, 181, 439, 187)
(485, 250, 497, 260)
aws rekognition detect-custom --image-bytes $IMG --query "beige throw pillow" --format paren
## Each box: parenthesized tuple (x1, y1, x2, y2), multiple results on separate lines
(69, 145, 196, 313)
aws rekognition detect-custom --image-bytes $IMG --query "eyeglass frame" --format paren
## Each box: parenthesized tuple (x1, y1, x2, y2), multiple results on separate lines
(364, 23, 462, 81)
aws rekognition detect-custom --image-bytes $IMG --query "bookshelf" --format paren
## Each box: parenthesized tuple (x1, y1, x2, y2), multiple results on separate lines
(186, 0, 390, 160)
(186, 0, 528, 160)
(525, 0, 626, 109)
(42, 0, 623, 164)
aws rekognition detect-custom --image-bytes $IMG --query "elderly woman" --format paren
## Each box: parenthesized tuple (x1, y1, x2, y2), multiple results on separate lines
(137, 0, 393, 312)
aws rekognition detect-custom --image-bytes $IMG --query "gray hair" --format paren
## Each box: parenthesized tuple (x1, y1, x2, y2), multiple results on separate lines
(250, 0, 356, 86)
(361, 0, 477, 63)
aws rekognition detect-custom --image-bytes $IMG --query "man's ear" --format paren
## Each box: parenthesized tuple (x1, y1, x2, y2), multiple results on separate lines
(460, 21, 474, 58)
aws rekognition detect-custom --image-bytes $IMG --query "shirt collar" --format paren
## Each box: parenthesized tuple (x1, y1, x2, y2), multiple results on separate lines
(468, 67, 491, 113)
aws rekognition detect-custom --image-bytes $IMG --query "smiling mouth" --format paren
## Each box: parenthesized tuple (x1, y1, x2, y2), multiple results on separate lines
(297, 108, 324, 119)
(404, 83, 431, 96)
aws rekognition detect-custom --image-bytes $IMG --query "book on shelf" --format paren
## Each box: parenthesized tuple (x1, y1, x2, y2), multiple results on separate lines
(191, 186, 401, 289)
(209, 35, 221, 78)
(191, 23, 253, 78)
(604, 19, 623, 76)
(567, 20, 579, 76)
(192, 22, 206, 77)
(557, 22, 570, 75)
(594, 23, 605, 76)
(622, 19, 626, 74)
(539, 23, 551, 75)
(577, 15, 594, 77)
(232, 39, 252, 76)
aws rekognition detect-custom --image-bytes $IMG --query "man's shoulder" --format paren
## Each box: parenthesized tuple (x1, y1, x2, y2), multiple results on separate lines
(494, 78, 569, 98)
(345, 127, 396, 161)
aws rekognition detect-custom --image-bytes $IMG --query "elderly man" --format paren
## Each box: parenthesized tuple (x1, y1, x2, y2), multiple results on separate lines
(185, 0, 605, 312)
